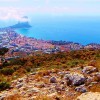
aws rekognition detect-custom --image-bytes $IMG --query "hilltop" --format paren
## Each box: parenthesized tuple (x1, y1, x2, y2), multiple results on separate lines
(0, 49, 99, 100)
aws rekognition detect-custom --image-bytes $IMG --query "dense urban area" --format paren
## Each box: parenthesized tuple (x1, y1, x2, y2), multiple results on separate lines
(0, 29, 100, 57)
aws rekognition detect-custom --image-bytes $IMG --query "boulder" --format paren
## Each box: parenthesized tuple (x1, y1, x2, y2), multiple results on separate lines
(82, 66, 98, 74)
(64, 72, 86, 86)
(76, 92, 100, 100)
(75, 85, 87, 93)
(50, 77, 57, 83)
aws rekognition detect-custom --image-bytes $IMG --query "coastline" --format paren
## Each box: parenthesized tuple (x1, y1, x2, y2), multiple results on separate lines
(0, 18, 100, 45)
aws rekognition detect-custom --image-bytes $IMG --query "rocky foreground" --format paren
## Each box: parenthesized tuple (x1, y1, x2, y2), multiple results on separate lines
(0, 65, 100, 100)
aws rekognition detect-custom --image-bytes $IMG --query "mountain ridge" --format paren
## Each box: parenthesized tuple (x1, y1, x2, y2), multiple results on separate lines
(0, 22, 31, 30)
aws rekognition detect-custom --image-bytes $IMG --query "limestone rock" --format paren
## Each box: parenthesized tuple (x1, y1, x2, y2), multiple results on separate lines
(82, 66, 98, 74)
(16, 83, 23, 89)
(75, 85, 87, 93)
(76, 92, 100, 100)
(64, 72, 86, 86)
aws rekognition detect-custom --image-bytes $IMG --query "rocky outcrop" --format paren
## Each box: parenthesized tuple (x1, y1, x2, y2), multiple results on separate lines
(76, 92, 100, 100)
(75, 85, 87, 93)
(0, 66, 99, 100)
(64, 72, 86, 86)
(82, 66, 98, 74)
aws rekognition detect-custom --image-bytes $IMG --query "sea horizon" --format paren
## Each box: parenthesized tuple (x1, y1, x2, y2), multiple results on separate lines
(0, 16, 100, 45)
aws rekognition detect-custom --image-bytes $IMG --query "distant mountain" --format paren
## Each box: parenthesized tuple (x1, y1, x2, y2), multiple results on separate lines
(0, 16, 31, 30)
(0, 22, 31, 31)
(9, 22, 31, 29)
(10, 16, 31, 29)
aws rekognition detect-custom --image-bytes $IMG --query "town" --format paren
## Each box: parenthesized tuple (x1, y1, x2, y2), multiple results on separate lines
(0, 29, 100, 58)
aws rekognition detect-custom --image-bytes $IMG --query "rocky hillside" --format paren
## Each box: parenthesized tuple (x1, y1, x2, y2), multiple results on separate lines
(0, 65, 100, 100)
(0, 49, 99, 100)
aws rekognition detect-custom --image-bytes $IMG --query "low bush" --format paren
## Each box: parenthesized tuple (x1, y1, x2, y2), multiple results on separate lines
(0, 81, 10, 91)
(0, 68, 14, 75)
(25, 67, 31, 72)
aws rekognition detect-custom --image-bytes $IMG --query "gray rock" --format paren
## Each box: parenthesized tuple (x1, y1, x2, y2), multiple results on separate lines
(76, 92, 100, 100)
(58, 72, 65, 75)
(50, 77, 57, 83)
(43, 76, 50, 78)
(55, 85, 65, 92)
(27, 88, 40, 93)
(82, 66, 98, 74)
(34, 83, 45, 88)
(86, 72, 100, 84)
(64, 72, 86, 86)
(18, 78, 23, 83)
(75, 85, 87, 93)
(16, 83, 23, 89)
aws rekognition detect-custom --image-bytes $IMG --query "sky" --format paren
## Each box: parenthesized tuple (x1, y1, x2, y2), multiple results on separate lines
(0, 0, 100, 21)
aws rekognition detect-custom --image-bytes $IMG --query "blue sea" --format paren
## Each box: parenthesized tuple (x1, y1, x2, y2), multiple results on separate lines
(0, 16, 100, 45)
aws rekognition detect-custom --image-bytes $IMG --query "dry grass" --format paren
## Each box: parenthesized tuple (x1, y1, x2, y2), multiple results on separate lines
(34, 93, 80, 100)
(4, 94, 24, 100)
(89, 83, 100, 92)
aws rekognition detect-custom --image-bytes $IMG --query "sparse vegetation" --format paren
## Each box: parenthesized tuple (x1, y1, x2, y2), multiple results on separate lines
(0, 68, 15, 75)
(0, 81, 10, 91)
(0, 49, 99, 100)
(0, 49, 100, 82)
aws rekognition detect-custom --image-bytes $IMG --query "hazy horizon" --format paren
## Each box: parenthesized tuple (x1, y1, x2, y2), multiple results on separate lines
(0, 0, 100, 21)
(0, 0, 100, 44)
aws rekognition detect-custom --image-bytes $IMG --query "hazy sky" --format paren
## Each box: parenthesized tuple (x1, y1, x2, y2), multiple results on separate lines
(0, 0, 100, 21)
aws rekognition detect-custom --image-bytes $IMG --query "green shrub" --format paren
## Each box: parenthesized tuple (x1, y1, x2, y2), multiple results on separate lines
(2, 61, 9, 67)
(0, 68, 14, 75)
(10, 58, 26, 66)
(13, 65, 20, 71)
(66, 60, 79, 67)
(96, 54, 100, 58)
(25, 67, 31, 72)
(0, 81, 10, 91)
